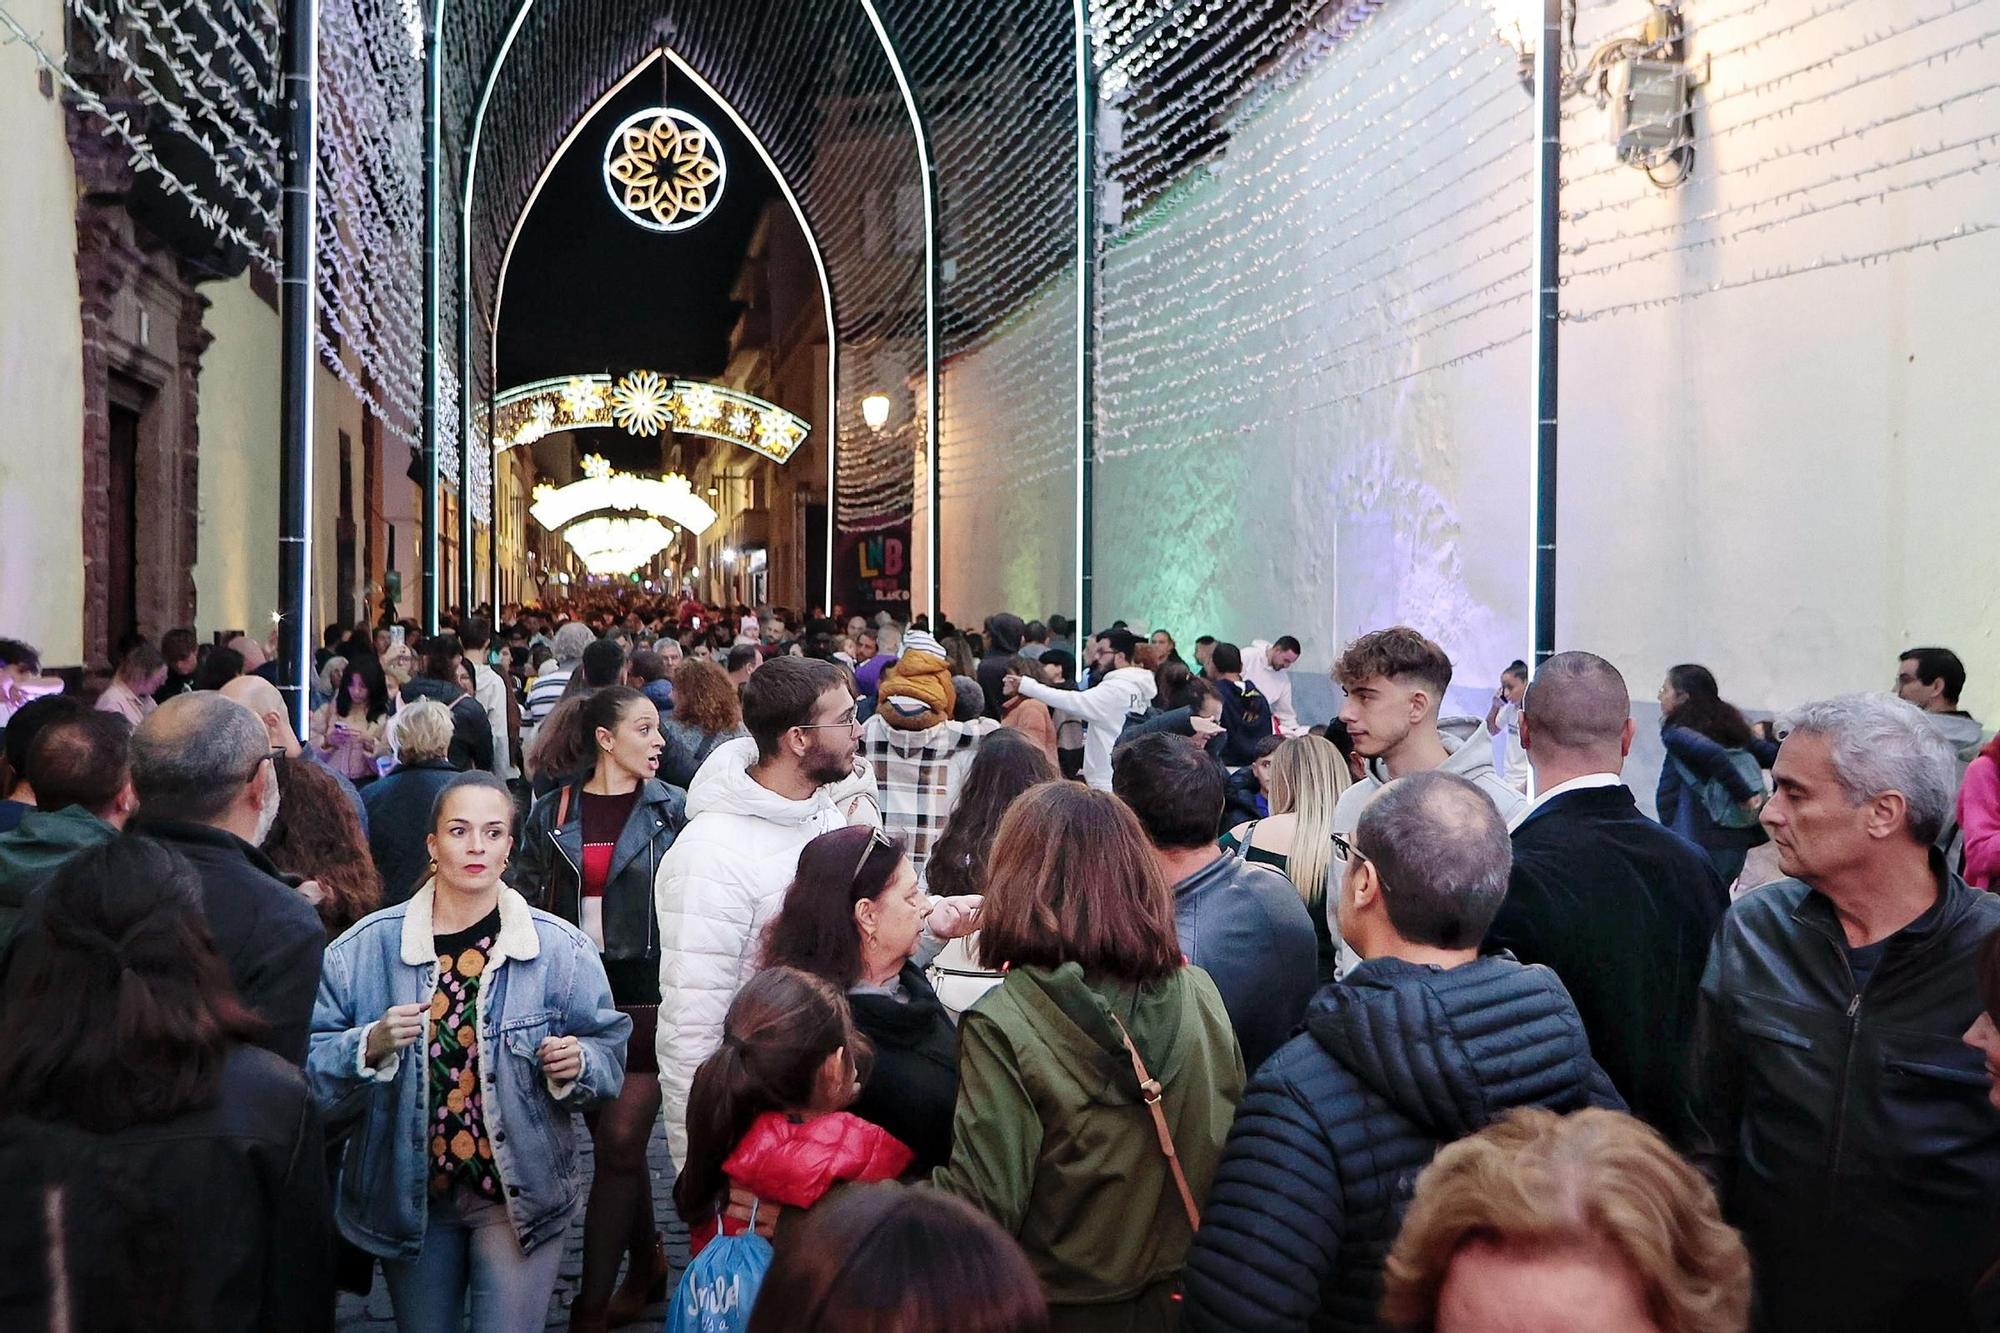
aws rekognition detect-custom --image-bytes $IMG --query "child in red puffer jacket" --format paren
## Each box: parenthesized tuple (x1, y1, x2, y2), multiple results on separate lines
(675, 965, 913, 1256)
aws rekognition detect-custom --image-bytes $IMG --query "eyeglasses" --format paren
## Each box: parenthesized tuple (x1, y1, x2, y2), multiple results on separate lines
(849, 826, 894, 889)
(1332, 831, 1388, 892)
(239, 747, 286, 783)
(796, 708, 860, 733)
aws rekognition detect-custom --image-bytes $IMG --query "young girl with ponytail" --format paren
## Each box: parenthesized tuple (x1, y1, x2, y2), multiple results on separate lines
(675, 966, 913, 1256)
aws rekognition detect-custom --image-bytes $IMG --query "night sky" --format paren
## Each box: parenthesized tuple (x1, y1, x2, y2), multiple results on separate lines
(497, 60, 779, 390)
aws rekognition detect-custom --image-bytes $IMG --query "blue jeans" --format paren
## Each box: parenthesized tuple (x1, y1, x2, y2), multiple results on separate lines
(382, 1189, 567, 1333)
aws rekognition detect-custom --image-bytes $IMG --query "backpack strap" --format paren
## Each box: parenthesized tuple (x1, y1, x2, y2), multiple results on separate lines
(1109, 1013, 1201, 1233)
(555, 783, 573, 831)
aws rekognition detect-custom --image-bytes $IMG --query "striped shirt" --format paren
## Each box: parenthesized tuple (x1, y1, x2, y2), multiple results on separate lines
(523, 666, 574, 727)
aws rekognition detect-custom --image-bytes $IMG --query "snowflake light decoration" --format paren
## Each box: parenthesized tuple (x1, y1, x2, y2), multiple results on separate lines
(580, 452, 615, 480)
(679, 384, 722, 427)
(725, 407, 754, 437)
(611, 371, 673, 436)
(560, 377, 608, 422)
(603, 108, 727, 233)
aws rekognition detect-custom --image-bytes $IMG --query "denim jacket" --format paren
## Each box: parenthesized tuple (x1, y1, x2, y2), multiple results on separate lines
(306, 882, 630, 1259)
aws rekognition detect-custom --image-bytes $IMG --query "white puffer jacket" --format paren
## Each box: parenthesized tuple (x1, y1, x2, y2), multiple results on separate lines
(652, 736, 879, 1165)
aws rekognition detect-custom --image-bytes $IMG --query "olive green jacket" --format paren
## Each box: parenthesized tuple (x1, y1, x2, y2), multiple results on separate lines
(933, 961, 1245, 1326)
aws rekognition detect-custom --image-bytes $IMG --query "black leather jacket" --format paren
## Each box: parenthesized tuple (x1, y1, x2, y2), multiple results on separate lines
(510, 779, 686, 978)
(1691, 859, 2000, 1331)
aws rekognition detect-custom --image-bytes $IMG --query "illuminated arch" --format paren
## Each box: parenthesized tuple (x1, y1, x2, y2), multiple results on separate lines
(528, 454, 720, 534)
(490, 374, 808, 463)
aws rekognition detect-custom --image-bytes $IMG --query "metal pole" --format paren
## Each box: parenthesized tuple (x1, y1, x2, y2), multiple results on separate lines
(486, 368, 499, 613)
(276, 0, 317, 738)
(457, 145, 475, 620)
(1529, 0, 1561, 668)
(1074, 2, 1096, 635)
(420, 0, 442, 635)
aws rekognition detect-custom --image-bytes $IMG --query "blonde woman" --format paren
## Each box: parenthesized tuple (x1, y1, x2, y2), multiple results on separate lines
(1220, 734, 1350, 982)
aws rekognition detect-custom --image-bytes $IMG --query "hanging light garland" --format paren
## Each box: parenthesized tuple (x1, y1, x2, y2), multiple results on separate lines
(563, 514, 677, 574)
(528, 454, 719, 533)
(488, 373, 810, 463)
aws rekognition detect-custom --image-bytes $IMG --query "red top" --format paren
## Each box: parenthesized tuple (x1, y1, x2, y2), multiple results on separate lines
(688, 1111, 913, 1255)
(578, 788, 638, 899)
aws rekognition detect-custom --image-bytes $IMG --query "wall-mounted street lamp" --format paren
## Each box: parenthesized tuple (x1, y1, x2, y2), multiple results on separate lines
(861, 393, 891, 432)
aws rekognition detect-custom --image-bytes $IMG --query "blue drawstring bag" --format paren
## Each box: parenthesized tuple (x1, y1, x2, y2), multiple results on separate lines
(663, 1204, 773, 1333)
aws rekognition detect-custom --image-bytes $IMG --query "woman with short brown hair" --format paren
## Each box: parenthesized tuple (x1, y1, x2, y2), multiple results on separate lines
(1380, 1107, 1751, 1333)
(934, 782, 1243, 1330)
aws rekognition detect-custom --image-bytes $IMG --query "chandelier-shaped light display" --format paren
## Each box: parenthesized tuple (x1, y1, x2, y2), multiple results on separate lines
(565, 515, 677, 576)
(490, 374, 810, 464)
(603, 107, 726, 233)
(529, 454, 720, 534)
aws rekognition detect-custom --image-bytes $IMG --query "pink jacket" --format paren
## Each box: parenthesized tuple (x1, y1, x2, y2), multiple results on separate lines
(1959, 753, 2000, 890)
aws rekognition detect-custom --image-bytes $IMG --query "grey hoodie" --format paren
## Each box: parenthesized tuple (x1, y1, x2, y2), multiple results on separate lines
(1927, 710, 1987, 760)
(1332, 716, 1528, 835)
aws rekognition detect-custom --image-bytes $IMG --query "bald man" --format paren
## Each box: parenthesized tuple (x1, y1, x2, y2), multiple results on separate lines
(126, 692, 325, 1062)
(1480, 651, 1728, 1146)
(221, 675, 369, 836)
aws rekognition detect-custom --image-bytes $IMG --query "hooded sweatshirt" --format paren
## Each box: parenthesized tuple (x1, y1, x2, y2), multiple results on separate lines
(1926, 709, 1987, 758)
(0, 805, 118, 950)
(1014, 666, 1156, 790)
(934, 961, 1244, 1319)
(1183, 956, 1623, 1332)
(1332, 718, 1527, 836)
(653, 736, 877, 1165)
(977, 614, 1027, 720)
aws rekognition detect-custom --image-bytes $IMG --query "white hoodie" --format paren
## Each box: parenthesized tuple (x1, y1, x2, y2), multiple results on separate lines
(652, 736, 878, 1165)
(1015, 665, 1156, 790)
(1332, 718, 1529, 835)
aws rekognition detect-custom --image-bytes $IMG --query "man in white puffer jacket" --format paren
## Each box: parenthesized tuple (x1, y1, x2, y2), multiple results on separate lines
(653, 657, 879, 1165)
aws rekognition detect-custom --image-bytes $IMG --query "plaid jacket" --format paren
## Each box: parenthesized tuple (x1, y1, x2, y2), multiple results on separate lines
(860, 715, 999, 878)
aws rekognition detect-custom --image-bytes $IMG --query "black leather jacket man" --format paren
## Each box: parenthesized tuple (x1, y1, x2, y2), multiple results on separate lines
(1690, 856, 2000, 1330)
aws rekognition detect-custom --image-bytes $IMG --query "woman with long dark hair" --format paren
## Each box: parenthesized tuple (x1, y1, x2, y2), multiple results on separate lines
(935, 783, 1243, 1328)
(0, 837, 332, 1332)
(1657, 664, 1780, 884)
(312, 654, 390, 785)
(762, 827, 965, 1173)
(264, 755, 383, 938)
(510, 687, 684, 1331)
(308, 772, 627, 1333)
(748, 1184, 1049, 1333)
(674, 966, 910, 1255)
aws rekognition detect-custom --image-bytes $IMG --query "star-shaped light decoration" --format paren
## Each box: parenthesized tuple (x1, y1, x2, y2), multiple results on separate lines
(560, 377, 608, 422)
(580, 452, 614, 481)
(725, 407, 754, 438)
(679, 384, 722, 428)
(610, 371, 673, 436)
(603, 108, 728, 233)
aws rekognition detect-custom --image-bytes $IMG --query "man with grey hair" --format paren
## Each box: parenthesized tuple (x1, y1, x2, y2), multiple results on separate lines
(127, 692, 325, 1063)
(1482, 651, 1726, 1146)
(1182, 770, 1621, 1330)
(524, 621, 595, 728)
(1691, 692, 2000, 1330)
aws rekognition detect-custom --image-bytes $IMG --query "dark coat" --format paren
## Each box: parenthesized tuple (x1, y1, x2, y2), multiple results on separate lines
(1656, 726, 1779, 851)
(1223, 766, 1266, 828)
(1181, 956, 1623, 1333)
(360, 759, 461, 905)
(1172, 851, 1318, 1075)
(127, 819, 326, 1065)
(509, 778, 685, 1002)
(1691, 863, 2000, 1331)
(977, 614, 1027, 719)
(848, 962, 959, 1176)
(1484, 783, 1726, 1146)
(399, 676, 494, 773)
(1215, 680, 1274, 766)
(0, 1045, 332, 1333)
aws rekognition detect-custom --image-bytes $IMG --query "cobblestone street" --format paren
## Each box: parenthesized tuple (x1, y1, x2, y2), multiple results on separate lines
(336, 1116, 690, 1330)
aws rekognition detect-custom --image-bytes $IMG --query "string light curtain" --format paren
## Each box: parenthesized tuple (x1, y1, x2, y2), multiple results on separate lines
(1089, 0, 1535, 664)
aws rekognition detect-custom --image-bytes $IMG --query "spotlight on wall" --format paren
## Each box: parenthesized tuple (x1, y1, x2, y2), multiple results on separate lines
(861, 393, 891, 432)
(722, 547, 738, 565)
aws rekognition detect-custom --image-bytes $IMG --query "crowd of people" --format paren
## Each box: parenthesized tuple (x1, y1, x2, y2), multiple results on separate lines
(0, 600, 1997, 1333)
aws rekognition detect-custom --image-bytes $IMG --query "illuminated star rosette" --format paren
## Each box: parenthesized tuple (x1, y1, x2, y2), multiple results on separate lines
(602, 108, 728, 233)
(560, 377, 608, 423)
(610, 371, 673, 436)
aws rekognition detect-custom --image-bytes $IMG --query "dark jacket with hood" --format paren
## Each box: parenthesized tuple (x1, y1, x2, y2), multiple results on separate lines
(127, 817, 327, 1065)
(509, 777, 686, 1004)
(399, 675, 495, 773)
(976, 614, 1026, 720)
(0, 805, 118, 951)
(1215, 679, 1275, 767)
(848, 962, 959, 1176)
(1181, 955, 1623, 1332)
(1690, 863, 2000, 1332)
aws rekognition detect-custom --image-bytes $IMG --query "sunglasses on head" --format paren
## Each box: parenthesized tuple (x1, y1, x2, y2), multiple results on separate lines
(850, 826, 894, 889)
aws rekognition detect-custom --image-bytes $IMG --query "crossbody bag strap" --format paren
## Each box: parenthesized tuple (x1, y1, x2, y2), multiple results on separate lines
(1109, 1012, 1201, 1233)
(555, 784, 572, 830)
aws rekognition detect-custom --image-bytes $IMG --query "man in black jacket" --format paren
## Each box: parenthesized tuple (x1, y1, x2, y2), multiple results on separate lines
(127, 693, 325, 1065)
(1182, 771, 1621, 1332)
(1691, 692, 2000, 1332)
(1113, 732, 1316, 1074)
(1482, 651, 1726, 1147)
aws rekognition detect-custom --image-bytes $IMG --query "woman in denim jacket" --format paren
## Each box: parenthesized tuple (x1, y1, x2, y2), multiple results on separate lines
(308, 772, 629, 1333)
